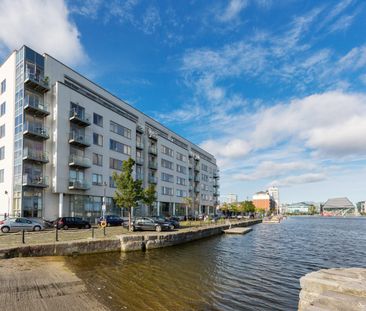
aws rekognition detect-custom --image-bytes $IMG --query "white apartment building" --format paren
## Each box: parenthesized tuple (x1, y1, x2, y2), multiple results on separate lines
(0, 46, 219, 222)
(267, 186, 280, 213)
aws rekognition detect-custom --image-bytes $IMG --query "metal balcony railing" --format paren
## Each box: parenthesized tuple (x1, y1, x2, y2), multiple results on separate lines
(23, 147, 49, 163)
(24, 71, 50, 93)
(22, 174, 49, 188)
(23, 122, 49, 140)
(69, 131, 91, 147)
(68, 154, 92, 168)
(69, 108, 91, 126)
(24, 96, 50, 117)
(68, 179, 91, 190)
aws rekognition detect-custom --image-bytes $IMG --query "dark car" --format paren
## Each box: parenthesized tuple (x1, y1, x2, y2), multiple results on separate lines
(98, 215, 124, 227)
(131, 217, 173, 232)
(152, 216, 180, 229)
(54, 217, 91, 230)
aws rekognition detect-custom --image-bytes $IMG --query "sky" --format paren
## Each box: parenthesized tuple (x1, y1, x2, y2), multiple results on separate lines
(0, 0, 365, 204)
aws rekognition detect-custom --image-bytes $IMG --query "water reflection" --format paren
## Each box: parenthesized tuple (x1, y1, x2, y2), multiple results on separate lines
(65, 217, 366, 311)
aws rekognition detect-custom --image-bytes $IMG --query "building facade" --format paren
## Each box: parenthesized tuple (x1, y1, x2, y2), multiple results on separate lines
(252, 191, 275, 212)
(267, 186, 280, 213)
(0, 46, 219, 222)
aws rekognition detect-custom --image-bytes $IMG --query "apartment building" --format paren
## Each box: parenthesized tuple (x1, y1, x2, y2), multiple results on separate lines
(0, 46, 219, 222)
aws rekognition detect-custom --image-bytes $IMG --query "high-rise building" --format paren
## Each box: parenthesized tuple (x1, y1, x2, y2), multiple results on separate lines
(268, 186, 280, 213)
(0, 46, 219, 221)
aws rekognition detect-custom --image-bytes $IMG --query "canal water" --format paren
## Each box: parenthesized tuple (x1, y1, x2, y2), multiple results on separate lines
(64, 217, 366, 310)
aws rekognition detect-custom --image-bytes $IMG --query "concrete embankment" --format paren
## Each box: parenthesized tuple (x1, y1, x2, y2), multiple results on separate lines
(0, 219, 261, 259)
(298, 268, 366, 311)
(0, 257, 108, 311)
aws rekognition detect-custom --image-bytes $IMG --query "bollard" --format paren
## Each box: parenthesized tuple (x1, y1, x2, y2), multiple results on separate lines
(55, 226, 59, 242)
(103, 226, 106, 236)
(92, 227, 95, 239)
(22, 230, 25, 244)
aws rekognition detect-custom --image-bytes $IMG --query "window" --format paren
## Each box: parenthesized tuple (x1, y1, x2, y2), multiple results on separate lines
(0, 102, 5, 116)
(161, 186, 173, 196)
(201, 183, 209, 191)
(176, 189, 187, 197)
(93, 113, 103, 127)
(0, 146, 4, 160)
(0, 169, 3, 183)
(176, 164, 186, 174)
(201, 174, 209, 182)
(93, 153, 103, 166)
(0, 79, 6, 94)
(161, 158, 173, 170)
(177, 176, 186, 186)
(93, 133, 103, 146)
(201, 163, 208, 172)
(110, 139, 131, 155)
(109, 176, 116, 188)
(110, 157, 123, 170)
(161, 172, 174, 183)
(161, 145, 173, 157)
(176, 152, 186, 162)
(92, 173, 103, 186)
(0, 124, 4, 138)
(110, 121, 131, 139)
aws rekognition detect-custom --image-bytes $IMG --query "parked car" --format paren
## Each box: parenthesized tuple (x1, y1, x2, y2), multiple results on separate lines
(131, 217, 173, 232)
(152, 216, 180, 229)
(26, 217, 54, 229)
(97, 215, 124, 227)
(54, 217, 91, 230)
(0, 218, 44, 233)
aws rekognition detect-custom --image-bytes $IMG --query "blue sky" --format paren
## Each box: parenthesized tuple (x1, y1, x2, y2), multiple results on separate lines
(1, 0, 366, 204)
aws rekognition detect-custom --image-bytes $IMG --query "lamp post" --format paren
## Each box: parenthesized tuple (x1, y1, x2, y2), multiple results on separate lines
(4, 191, 9, 219)
(102, 182, 107, 220)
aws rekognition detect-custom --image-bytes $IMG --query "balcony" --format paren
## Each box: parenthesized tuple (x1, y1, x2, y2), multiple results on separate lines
(213, 192, 220, 197)
(136, 173, 144, 181)
(68, 179, 91, 190)
(213, 172, 220, 179)
(135, 157, 144, 166)
(136, 125, 144, 133)
(23, 148, 49, 163)
(24, 96, 50, 117)
(22, 174, 49, 188)
(68, 155, 91, 169)
(23, 122, 49, 140)
(148, 161, 158, 170)
(194, 164, 200, 172)
(148, 146, 157, 155)
(24, 71, 50, 93)
(213, 182, 219, 188)
(69, 132, 91, 148)
(194, 187, 200, 193)
(188, 174, 193, 180)
(136, 141, 144, 149)
(194, 176, 200, 182)
(148, 175, 158, 184)
(69, 109, 91, 127)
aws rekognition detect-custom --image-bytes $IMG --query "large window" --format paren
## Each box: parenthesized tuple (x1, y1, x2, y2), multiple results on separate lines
(110, 157, 123, 170)
(177, 176, 186, 186)
(201, 174, 209, 182)
(176, 189, 187, 197)
(92, 173, 103, 186)
(0, 102, 5, 116)
(0, 124, 4, 139)
(93, 133, 103, 146)
(0, 146, 4, 160)
(161, 186, 173, 196)
(176, 152, 186, 162)
(110, 139, 131, 155)
(161, 172, 174, 183)
(0, 79, 6, 94)
(161, 158, 173, 170)
(110, 121, 131, 139)
(176, 164, 186, 174)
(161, 145, 174, 157)
(93, 153, 103, 166)
(201, 163, 208, 172)
(93, 113, 103, 127)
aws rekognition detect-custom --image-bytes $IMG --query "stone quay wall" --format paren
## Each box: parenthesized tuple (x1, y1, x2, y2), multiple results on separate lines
(0, 219, 261, 259)
(298, 268, 366, 311)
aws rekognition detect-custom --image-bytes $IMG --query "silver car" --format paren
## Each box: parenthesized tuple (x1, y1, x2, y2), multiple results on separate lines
(0, 218, 44, 233)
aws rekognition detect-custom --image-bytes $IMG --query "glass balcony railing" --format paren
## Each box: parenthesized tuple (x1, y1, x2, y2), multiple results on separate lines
(68, 179, 91, 190)
(148, 161, 158, 170)
(24, 71, 50, 93)
(22, 174, 49, 188)
(24, 96, 50, 117)
(148, 175, 158, 184)
(135, 157, 144, 165)
(148, 146, 157, 155)
(23, 122, 49, 140)
(23, 147, 49, 163)
(194, 176, 200, 182)
(136, 141, 144, 149)
(68, 154, 91, 168)
(69, 109, 91, 126)
(69, 132, 91, 147)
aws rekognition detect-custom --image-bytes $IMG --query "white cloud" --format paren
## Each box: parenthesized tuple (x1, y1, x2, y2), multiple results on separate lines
(0, 0, 87, 67)
(218, 0, 248, 22)
(270, 173, 327, 187)
(141, 6, 161, 34)
(201, 138, 251, 159)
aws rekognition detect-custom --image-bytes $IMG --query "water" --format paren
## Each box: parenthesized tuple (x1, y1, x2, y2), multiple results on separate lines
(64, 217, 366, 310)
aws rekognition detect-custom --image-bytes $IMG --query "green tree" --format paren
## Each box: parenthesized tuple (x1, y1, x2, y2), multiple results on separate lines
(308, 205, 317, 215)
(143, 184, 157, 214)
(113, 158, 144, 231)
(183, 196, 193, 218)
(241, 200, 255, 214)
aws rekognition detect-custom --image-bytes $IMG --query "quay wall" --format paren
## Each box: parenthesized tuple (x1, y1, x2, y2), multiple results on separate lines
(0, 219, 261, 259)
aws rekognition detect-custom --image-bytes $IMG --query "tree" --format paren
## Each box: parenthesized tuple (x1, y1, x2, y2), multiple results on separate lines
(183, 196, 193, 218)
(142, 184, 157, 215)
(113, 158, 144, 231)
(242, 200, 256, 214)
(308, 205, 317, 215)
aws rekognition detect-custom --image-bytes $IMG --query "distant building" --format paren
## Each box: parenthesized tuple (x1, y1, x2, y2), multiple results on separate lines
(282, 202, 320, 214)
(268, 186, 280, 213)
(356, 201, 365, 214)
(221, 194, 238, 204)
(322, 197, 355, 216)
(252, 191, 275, 212)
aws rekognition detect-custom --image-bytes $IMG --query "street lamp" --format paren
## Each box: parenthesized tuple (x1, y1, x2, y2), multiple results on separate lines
(4, 190, 10, 219)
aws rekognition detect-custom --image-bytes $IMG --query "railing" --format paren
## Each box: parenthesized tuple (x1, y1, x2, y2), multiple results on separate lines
(23, 147, 49, 163)
(69, 109, 91, 125)
(136, 141, 144, 149)
(136, 173, 144, 181)
(189, 174, 193, 180)
(148, 146, 157, 154)
(24, 96, 49, 115)
(68, 154, 91, 168)
(135, 157, 144, 165)
(68, 179, 91, 190)
(148, 161, 158, 169)
(148, 175, 158, 184)
(22, 174, 49, 187)
(194, 176, 200, 182)
(23, 122, 49, 139)
(69, 131, 91, 146)
(24, 71, 50, 91)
